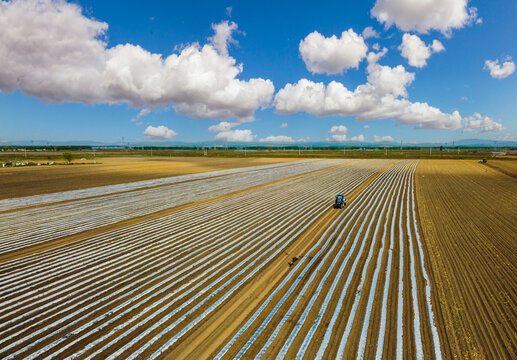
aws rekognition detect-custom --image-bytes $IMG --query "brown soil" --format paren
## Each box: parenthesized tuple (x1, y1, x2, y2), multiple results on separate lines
(485, 159, 517, 178)
(416, 160, 517, 359)
(0, 156, 299, 200)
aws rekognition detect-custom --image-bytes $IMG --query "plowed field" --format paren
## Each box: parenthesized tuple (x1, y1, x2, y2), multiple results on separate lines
(416, 160, 517, 359)
(0, 158, 515, 359)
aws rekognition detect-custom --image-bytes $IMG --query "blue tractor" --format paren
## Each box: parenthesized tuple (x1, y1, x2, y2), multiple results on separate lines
(334, 194, 347, 209)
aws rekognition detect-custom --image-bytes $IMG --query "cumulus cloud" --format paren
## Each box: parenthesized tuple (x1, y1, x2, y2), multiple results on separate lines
(371, 0, 480, 35)
(364, 124, 370, 129)
(431, 40, 445, 53)
(362, 27, 380, 39)
(350, 134, 365, 141)
(0, 0, 274, 122)
(208, 121, 238, 132)
(275, 78, 465, 130)
(208, 20, 238, 56)
(259, 135, 296, 143)
(463, 113, 504, 133)
(399, 34, 445, 68)
(329, 125, 348, 135)
(327, 125, 348, 142)
(366, 51, 415, 97)
(299, 29, 368, 75)
(280, 122, 288, 128)
(484, 58, 515, 79)
(0, 0, 107, 103)
(373, 135, 395, 142)
(274, 48, 502, 132)
(214, 129, 255, 142)
(144, 125, 177, 140)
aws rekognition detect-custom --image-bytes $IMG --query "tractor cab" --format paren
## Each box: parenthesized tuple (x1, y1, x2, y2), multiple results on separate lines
(334, 194, 347, 209)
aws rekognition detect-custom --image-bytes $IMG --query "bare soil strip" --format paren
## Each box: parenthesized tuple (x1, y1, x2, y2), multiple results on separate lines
(416, 160, 517, 359)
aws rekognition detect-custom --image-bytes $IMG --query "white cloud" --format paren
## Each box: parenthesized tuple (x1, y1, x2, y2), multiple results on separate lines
(373, 135, 395, 142)
(463, 113, 504, 133)
(371, 0, 480, 35)
(274, 79, 465, 130)
(399, 34, 445, 68)
(132, 108, 151, 124)
(0, 1, 274, 122)
(327, 125, 348, 142)
(328, 135, 348, 142)
(367, 63, 415, 98)
(431, 40, 445, 53)
(484, 59, 515, 79)
(372, 43, 380, 51)
(299, 29, 368, 75)
(143, 125, 177, 140)
(214, 129, 255, 142)
(329, 125, 348, 135)
(226, 6, 232, 17)
(0, 0, 107, 103)
(350, 134, 365, 141)
(494, 132, 517, 142)
(208, 121, 237, 132)
(136, 108, 151, 118)
(274, 49, 502, 132)
(280, 123, 288, 128)
(364, 124, 370, 129)
(366, 49, 415, 97)
(362, 27, 380, 39)
(259, 135, 295, 143)
(208, 20, 238, 56)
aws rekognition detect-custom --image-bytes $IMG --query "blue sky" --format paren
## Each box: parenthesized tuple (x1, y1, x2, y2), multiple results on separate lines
(0, 0, 516, 144)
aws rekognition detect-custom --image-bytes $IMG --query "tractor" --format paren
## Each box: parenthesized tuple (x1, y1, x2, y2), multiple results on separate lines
(334, 194, 347, 209)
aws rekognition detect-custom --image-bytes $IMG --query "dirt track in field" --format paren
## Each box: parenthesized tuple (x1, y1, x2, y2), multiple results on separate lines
(0, 156, 297, 200)
(416, 160, 517, 359)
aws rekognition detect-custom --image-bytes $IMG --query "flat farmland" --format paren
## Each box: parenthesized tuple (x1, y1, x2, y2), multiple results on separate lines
(416, 160, 517, 359)
(485, 159, 517, 178)
(0, 158, 515, 359)
(0, 156, 298, 200)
